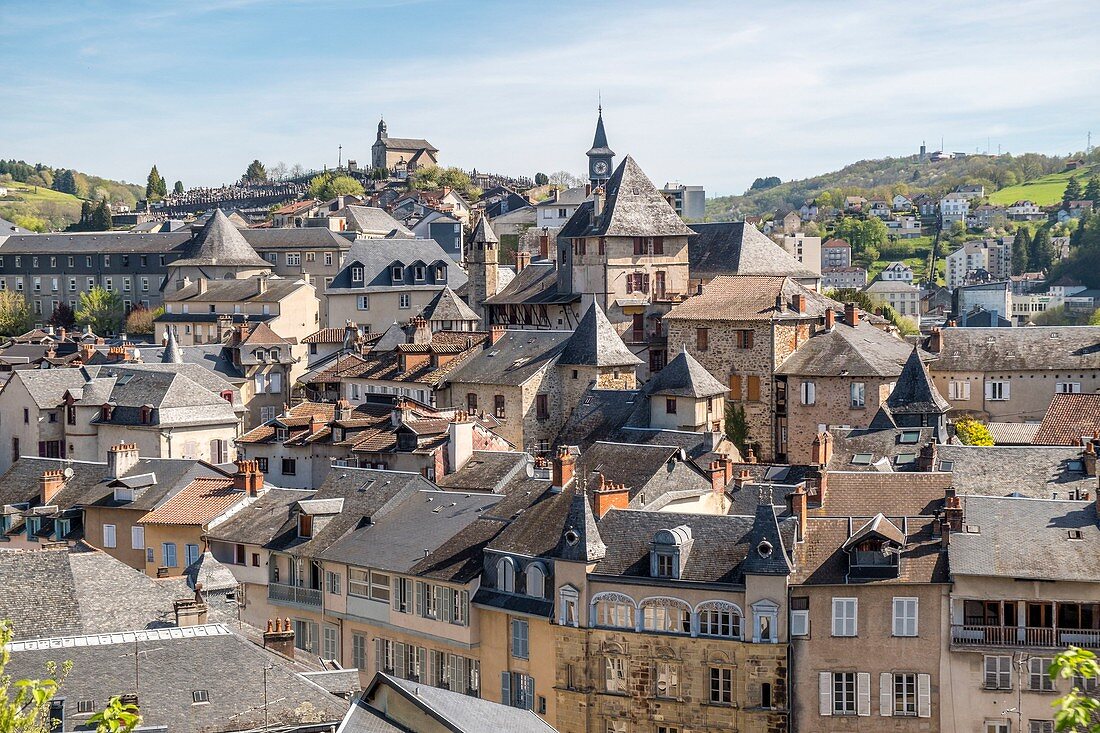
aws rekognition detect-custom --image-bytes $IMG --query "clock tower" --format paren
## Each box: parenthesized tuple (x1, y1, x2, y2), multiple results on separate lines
(586, 105, 615, 188)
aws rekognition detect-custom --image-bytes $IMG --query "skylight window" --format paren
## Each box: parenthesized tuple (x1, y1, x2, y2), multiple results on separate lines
(938, 460, 954, 472)
(896, 453, 917, 465)
(851, 453, 873, 466)
(192, 690, 209, 704)
(899, 430, 921, 444)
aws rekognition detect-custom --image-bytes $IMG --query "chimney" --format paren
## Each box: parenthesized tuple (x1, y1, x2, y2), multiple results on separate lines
(918, 442, 939, 472)
(810, 431, 833, 467)
(1083, 440, 1097, 477)
(733, 468, 752, 491)
(792, 293, 805, 313)
(197, 278, 208, 295)
(447, 411, 475, 474)
(807, 469, 827, 507)
(58, 327, 67, 342)
(824, 308, 835, 331)
(106, 442, 140, 478)
(789, 484, 808, 540)
(707, 461, 727, 494)
(942, 488, 963, 538)
(257, 277, 268, 295)
(40, 470, 65, 504)
(593, 189, 604, 218)
(844, 302, 859, 326)
(80, 343, 95, 362)
(308, 413, 323, 435)
(516, 250, 531, 273)
(335, 399, 353, 422)
(592, 475, 630, 518)
(173, 584, 209, 627)
(745, 446, 758, 464)
(929, 327, 943, 353)
(774, 294, 784, 312)
(411, 316, 431, 346)
(263, 618, 296, 658)
(552, 445, 576, 491)
(584, 183, 592, 197)
(233, 459, 264, 497)
(489, 324, 506, 346)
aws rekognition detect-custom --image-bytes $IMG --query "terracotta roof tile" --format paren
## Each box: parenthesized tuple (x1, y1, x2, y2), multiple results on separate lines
(1034, 393, 1100, 446)
(138, 478, 244, 525)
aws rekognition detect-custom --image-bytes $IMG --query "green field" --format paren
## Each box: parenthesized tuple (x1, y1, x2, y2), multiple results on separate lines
(0, 181, 83, 230)
(988, 164, 1099, 206)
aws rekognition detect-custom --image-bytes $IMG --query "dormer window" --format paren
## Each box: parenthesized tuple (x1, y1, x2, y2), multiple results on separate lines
(391, 265, 403, 282)
(297, 513, 313, 539)
(351, 266, 364, 283)
(525, 562, 547, 598)
(495, 556, 516, 593)
(100, 404, 113, 421)
(843, 514, 903, 579)
(650, 525, 692, 579)
(256, 349, 267, 362)
(275, 426, 289, 441)
(435, 264, 446, 281)
(413, 265, 425, 281)
(139, 405, 152, 424)
(114, 487, 135, 503)
(270, 348, 280, 361)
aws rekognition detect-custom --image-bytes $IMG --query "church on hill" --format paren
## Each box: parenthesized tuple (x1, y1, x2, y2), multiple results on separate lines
(371, 118, 439, 173)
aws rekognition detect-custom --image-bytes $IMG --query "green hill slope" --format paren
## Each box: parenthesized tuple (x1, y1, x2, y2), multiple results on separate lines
(987, 164, 1100, 206)
(0, 181, 83, 231)
(0, 158, 144, 231)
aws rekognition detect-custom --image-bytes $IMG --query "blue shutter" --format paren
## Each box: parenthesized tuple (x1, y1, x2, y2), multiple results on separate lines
(501, 671, 512, 707)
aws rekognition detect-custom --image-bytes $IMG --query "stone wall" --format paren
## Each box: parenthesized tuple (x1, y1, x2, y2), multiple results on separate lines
(784, 375, 893, 463)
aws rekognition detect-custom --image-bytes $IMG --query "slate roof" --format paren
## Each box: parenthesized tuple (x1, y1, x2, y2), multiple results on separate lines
(795, 517, 948, 585)
(161, 326, 183, 364)
(647, 347, 726, 397)
(302, 331, 488, 389)
(0, 544, 182, 640)
(327, 238, 466, 293)
(776, 320, 925, 377)
(341, 205, 414, 237)
(810, 471, 954, 517)
(573, 442, 704, 505)
(688, 222, 820, 281)
(445, 330, 572, 387)
(167, 276, 307, 303)
(434, 451, 528, 492)
(886, 347, 951, 415)
(665, 275, 841, 322)
(482, 260, 575, 306)
(591, 509, 795, 585)
(558, 301, 640, 367)
(0, 231, 191, 254)
(471, 215, 499, 244)
(561, 156, 692, 238)
(205, 487, 314, 546)
(949, 496, 1100, 582)
(172, 209, 269, 268)
(741, 503, 794, 575)
(138, 477, 245, 525)
(379, 136, 438, 153)
(937, 445, 1095, 499)
(1034, 393, 1100, 445)
(240, 226, 352, 250)
(587, 109, 615, 158)
(988, 421, 1042, 445)
(420, 286, 480, 323)
(4, 625, 348, 733)
(931, 326, 1100, 372)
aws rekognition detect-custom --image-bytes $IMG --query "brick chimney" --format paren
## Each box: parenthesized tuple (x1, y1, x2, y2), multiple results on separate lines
(40, 469, 65, 504)
(824, 308, 835, 331)
(1082, 439, 1097, 477)
(335, 399, 353, 422)
(489, 324, 506, 346)
(707, 461, 727, 494)
(806, 469, 827, 507)
(263, 618, 295, 658)
(232, 459, 263, 497)
(80, 343, 96, 362)
(918, 442, 939, 472)
(745, 446, 758, 464)
(516, 250, 531, 273)
(941, 489, 963, 547)
(789, 484, 808, 540)
(173, 583, 209, 627)
(844, 302, 859, 326)
(107, 442, 140, 478)
(733, 468, 752, 491)
(592, 475, 630, 518)
(410, 316, 431, 346)
(929, 327, 943, 353)
(792, 293, 805, 313)
(552, 445, 576, 491)
(810, 432, 833, 467)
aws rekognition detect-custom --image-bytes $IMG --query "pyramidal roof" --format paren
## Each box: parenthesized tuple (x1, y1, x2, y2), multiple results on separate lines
(886, 347, 951, 415)
(646, 346, 726, 398)
(422, 287, 480, 323)
(161, 328, 183, 364)
(471, 215, 498, 244)
(174, 209, 269, 268)
(587, 108, 615, 158)
(371, 321, 408, 352)
(556, 491, 606, 562)
(595, 156, 693, 238)
(741, 503, 793, 576)
(558, 301, 641, 367)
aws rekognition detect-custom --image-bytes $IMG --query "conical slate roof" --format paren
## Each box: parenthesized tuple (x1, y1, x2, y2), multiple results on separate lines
(471, 215, 498, 244)
(421, 287, 480, 324)
(371, 321, 407, 352)
(558, 301, 641, 367)
(886, 347, 951, 415)
(183, 550, 239, 593)
(646, 346, 726, 398)
(161, 327, 183, 364)
(174, 209, 269, 268)
(556, 491, 606, 562)
(587, 108, 615, 158)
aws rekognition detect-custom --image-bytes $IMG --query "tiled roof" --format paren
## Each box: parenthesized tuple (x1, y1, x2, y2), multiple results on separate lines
(1034, 393, 1100, 445)
(812, 471, 954, 517)
(776, 321, 924, 378)
(303, 327, 349, 344)
(988, 421, 1042, 445)
(138, 477, 244, 525)
(795, 517, 948, 585)
(665, 275, 841, 322)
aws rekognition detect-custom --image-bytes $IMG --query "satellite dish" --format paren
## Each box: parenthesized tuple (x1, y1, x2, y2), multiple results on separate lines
(63, 467, 75, 479)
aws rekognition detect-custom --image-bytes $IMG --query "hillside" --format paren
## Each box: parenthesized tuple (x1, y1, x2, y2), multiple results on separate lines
(0, 181, 83, 231)
(706, 151, 1079, 220)
(0, 158, 145, 231)
(987, 163, 1100, 205)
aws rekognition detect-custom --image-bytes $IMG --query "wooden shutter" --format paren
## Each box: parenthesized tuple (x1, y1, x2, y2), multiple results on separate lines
(857, 672, 871, 716)
(879, 672, 893, 716)
(747, 376, 761, 402)
(917, 674, 931, 718)
(984, 381, 994, 400)
(501, 671, 511, 706)
(819, 672, 832, 716)
(744, 329, 754, 348)
(729, 374, 742, 400)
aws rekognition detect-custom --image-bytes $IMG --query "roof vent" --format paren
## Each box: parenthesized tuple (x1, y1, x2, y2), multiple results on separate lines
(757, 540, 773, 558)
(564, 529, 580, 546)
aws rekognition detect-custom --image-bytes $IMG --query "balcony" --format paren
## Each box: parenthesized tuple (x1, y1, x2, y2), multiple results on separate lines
(268, 582, 322, 608)
(951, 624, 1100, 650)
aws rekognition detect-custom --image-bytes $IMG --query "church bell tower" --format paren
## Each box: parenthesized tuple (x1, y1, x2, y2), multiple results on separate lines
(586, 106, 615, 189)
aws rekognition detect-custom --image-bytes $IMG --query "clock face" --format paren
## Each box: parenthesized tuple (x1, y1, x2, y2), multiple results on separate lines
(593, 160, 609, 176)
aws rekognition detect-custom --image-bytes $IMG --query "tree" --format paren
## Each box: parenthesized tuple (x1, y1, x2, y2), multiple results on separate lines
(243, 160, 267, 184)
(0, 291, 31, 336)
(1011, 228, 1030, 274)
(548, 170, 585, 188)
(76, 287, 124, 335)
(47, 302, 76, 330)
(289, 163, 305, 178)
(90, 199, 112, 230)
(87, 697, 141, 733)
(145, 165, 166, 201)
(267, 161, 288, 181)
(123, 305, 163, 335)
(0, 620, 71, 733)
(408, 166, 481, 199)
(1063, 175, 1082, 210)
(724, 401, 750, 454)
(955, 417, 995, 446)
(173, 180, 184, 195)
(1030, 226, 1055, 271)
(1089, 308, 1100, 326)
(534, 172, 549, 186)
(1085, 175, 1100, 205)
(308, 173, 364, 201)
(1050, 646, 1100, 732)
(748, 176, 782, 192)
(52, 169, 77, 195)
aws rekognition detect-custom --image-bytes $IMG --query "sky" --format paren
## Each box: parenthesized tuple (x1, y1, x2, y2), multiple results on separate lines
(2, 0, 1099, 196)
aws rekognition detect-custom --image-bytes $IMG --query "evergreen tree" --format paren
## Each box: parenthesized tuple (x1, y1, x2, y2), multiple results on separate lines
(145, 165, 166, 201)
(173, 180, 184, 194)
(534, 172, 549, 186)
(1063, 175, 1082, 209)
(1084, 175, 1100, 204)
(1011, 228, 1029, 274)
(90, 199, 112, 230)
(243, 160, 267, 183)
(52, 169, 77, 195)
(80, 200, 93, 226)
(1029, 226, 1054, 271)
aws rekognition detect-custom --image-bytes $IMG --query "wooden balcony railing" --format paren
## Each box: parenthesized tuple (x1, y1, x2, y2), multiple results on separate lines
(951, 625, 1100, 649)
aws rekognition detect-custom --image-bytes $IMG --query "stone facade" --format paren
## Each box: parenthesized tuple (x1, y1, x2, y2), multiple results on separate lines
(782, 375, 894, 464)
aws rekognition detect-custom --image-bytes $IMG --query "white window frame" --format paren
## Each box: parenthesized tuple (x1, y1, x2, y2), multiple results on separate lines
(130, 525, 144, 550)
(892, 597, 918, 637)
(984, 655, 1012, 690)
(801, 380, 816, 405)
(850, 381, 865, 408)
(1056, 382, 1081, 394)
(832, 597, 857, 636)
(102, 523, 117, 549)
(986, 380, 1010, 401)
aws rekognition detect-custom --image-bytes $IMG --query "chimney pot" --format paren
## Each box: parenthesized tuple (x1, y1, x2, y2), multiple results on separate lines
(552, 446, 576, 490)
(844, 302, 859, 326)
(824, 308, 835, 330)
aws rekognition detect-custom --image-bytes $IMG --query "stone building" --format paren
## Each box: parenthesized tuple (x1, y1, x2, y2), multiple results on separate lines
(371, 118, 438, 172)
(688, 222, 821, 293)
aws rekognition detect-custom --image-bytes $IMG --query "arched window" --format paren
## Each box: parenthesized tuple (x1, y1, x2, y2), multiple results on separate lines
(496, 556, 515, 593)
(525, 562, 546, 598)
(559, 585, 579, 627)
(640, 597, 692, 635)
(591, 592, 636, 629)
(696, 600, 743, 639)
